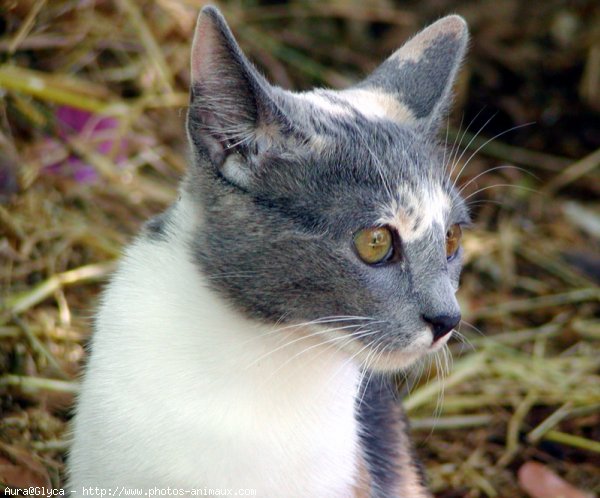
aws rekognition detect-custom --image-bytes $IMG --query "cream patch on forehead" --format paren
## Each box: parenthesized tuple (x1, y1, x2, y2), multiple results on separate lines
(340, 89, 414, 123)
(295, 92, 353, 117)
(297, 89, 414, 124)
(379, 186, 450, 242)
(308, 133, 328, 152)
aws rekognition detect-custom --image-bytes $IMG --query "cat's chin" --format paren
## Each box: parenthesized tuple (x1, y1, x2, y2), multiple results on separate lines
(353, 330, 453, 373)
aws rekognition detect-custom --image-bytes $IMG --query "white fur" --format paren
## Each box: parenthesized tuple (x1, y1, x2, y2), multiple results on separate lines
(68, 194, 361, 496)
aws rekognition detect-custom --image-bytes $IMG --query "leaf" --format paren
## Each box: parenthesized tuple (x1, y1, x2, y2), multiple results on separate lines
(0, 444, 51, 489)
(518, 461, 594, 498)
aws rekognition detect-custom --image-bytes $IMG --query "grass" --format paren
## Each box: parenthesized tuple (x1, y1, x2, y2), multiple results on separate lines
(1, 1, 599, 496)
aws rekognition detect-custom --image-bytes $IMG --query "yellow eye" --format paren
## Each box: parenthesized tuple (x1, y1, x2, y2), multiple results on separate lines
(446, 224, 462, 259)
(353, 227, 393, 264)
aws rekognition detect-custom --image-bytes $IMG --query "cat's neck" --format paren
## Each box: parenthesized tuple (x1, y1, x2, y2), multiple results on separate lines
(107, 192, 362, 414)
(83, 194, 362, 494)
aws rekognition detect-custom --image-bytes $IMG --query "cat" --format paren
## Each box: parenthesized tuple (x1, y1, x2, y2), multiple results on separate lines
(68, 6, 469, 497)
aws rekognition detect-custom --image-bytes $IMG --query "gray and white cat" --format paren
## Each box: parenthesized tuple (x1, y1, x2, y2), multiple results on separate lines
(68, 7, 469, 497)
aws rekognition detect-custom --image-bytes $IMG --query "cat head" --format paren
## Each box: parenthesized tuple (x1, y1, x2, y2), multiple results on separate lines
(186, 6, 469, 372)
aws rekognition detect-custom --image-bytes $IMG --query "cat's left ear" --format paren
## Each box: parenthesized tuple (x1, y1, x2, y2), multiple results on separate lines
(357, 15, 468, 133)
(187, 6, 294, 187)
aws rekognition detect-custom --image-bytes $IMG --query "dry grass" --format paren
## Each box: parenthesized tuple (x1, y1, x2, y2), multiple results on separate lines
(1, 1, 599, 496)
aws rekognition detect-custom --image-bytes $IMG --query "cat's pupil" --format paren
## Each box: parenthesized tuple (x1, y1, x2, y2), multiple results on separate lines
(371, 234, 384, 246)
(445, 224, 462, 259)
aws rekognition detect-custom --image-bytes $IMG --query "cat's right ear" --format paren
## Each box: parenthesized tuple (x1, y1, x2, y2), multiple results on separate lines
(187, 7, 292, 187)
(356, 15, 468, 134)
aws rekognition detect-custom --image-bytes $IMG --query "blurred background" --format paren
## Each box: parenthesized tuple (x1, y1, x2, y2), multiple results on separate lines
(0, 0, 599, 496)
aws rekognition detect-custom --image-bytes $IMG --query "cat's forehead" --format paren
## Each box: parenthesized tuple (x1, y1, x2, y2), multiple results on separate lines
(291, 93, 445, 187)
(268, 89, 463, 241)
(324, 123, 462, 241)
(287, 117, 458, 240)
(296, 88, 415, 124)
(279, 87, 419, 148)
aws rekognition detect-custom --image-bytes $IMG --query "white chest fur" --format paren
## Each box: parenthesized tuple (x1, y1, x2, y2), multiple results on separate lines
(68, 197, 362, 497)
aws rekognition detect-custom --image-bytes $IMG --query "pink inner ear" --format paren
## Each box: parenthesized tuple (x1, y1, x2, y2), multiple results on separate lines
(190, 14, 219, 85)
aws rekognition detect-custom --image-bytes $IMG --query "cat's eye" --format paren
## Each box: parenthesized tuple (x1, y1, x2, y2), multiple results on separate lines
(353, 227, 393, 265)
(446, 224, 462, 260)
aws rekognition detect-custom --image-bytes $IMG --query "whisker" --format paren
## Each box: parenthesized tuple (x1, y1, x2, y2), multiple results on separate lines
(426, 350, 434, 386)
(451, 122, 536, 191)
(447, 107, 488, 179)
(445, 112, 467, 178)
(398, 368, 411, 397)
(442, 112, 451, 179)
(465, 199, 503, 209)
(356, 340, 388, 410)
(448, 343, 455, 373)
(260, 327, 382, 387)
(238, 315, 379, 346)
(246, 322, 373, 367)
(457, 164, 538, 196)
(434, 352, 443, 417)
(324, 335, 381, 394)
(459, 319, 486, 337)
(439, 346, 451, 411)
(462, 183, 540, 203)
(405, 354, 426, 399)
(449, 111, 497, 184)
(453, 327, 476, 352)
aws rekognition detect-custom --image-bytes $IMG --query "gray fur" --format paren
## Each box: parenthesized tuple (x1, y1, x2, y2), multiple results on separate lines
(186, 6, 469, 493)
(360, 33, 465, 122)
(357, 376, 428, 497)
(186, 113, 467, 341)
(144, 212, 169, 241)
(143, 203, 181, 242)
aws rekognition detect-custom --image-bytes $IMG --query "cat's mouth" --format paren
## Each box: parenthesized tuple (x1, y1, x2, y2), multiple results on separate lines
(429, 329, 453, 350)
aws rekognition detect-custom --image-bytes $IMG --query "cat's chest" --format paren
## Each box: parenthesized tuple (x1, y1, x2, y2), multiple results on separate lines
(94, 232, 363, 495)
(132, 334, 362, 496)
(186, 383, 361, 496)
(170, 325, 362, 496)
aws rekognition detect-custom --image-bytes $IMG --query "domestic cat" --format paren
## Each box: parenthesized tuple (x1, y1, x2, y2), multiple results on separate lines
(68, 7, 469, 497)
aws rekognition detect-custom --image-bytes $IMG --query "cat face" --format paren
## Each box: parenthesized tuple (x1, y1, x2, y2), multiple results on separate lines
(186, 7, 469, 372)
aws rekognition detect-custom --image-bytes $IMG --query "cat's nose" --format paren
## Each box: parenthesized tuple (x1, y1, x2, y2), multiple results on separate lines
(423, 313, 460, 342)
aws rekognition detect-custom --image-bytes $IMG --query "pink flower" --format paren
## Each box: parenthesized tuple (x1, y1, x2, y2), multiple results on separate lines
(44, 106, 126, 183)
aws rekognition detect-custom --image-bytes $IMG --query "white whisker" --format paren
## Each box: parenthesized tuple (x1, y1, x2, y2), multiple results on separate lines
(246, 322, 376, 368)
(452, 122, 535, 191)
(457, 164, 538, 196)
(462, 183, 540, 203)
(259, 327, 382, 388)
(449, 111, 497, 184)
